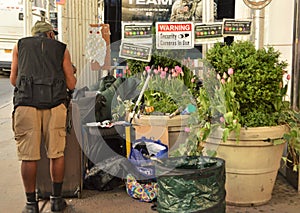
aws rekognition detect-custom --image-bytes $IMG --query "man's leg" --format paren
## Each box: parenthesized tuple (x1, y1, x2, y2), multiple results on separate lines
(21, 160, 37, 194)
(50, 156, 65, 196)
(21, 160, 39, 213)
(14, 106, 41, 213)
(46, 104, 68, 212)
(50, 156, 67, 212)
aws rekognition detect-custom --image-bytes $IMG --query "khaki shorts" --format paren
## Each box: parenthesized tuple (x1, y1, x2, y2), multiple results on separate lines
(13, 104, 67, 160)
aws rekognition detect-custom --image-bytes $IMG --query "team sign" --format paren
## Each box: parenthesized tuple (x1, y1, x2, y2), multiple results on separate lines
(156, 22, 194, 49)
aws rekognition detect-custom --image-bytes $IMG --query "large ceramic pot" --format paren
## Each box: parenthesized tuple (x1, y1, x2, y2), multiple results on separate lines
(205, 125, 289, 206)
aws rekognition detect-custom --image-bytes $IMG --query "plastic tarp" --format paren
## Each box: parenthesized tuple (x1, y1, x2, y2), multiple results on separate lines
(155, 156, 226, 213)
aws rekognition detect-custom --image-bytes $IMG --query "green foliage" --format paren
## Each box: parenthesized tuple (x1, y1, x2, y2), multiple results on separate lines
(205, 40, 288, 127)
(199, 40, 300, 170)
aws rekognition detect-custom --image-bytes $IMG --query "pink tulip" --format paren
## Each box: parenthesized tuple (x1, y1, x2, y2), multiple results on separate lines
(160, 71, 167, 79)
(228, 68, 234, 75)
(220, 117, 225, 123)
(221, 79, 226, 84)
(174, 66, 182, 73)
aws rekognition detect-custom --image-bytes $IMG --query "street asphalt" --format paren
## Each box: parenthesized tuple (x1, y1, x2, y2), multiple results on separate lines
(1, 101, 300, 213)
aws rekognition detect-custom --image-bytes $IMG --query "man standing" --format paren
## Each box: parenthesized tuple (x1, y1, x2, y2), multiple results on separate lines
(10, 21, 77, 213)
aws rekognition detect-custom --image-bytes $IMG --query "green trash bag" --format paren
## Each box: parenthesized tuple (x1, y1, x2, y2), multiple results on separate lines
(155, 156, 226, 213)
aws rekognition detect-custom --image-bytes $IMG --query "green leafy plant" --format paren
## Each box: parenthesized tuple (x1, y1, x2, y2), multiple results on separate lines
(125, 49, 200, 115)
(198, 40, 300, 170)
(206, 41, 287, 127)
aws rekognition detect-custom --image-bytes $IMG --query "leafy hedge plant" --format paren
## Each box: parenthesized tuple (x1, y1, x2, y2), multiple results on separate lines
(205, 40, 288, 127)
(200, 40, 300, 170)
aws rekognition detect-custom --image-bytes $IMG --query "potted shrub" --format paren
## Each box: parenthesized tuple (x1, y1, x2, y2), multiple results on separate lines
(198, 40, 300, 206)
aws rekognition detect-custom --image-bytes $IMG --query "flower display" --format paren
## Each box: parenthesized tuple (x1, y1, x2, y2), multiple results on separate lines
(201, 41, 288, 138)
(139, 64, 199, 114)
(197, 40, 300, 170)
(124, 51, 201, 116)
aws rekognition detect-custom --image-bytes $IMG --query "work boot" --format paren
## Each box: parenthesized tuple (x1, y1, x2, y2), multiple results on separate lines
(50, 195, 67, 212)
(22, 201, 39, 213)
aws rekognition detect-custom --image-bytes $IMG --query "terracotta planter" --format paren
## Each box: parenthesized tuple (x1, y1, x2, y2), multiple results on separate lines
(205, 125, 289, 206)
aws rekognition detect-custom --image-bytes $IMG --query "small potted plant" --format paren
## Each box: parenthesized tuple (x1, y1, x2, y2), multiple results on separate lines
(197, 40, 300, 206)
(112, 49, 202, 150)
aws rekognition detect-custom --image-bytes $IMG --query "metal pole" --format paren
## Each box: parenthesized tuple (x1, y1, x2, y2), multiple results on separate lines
(251, 8, 265, 49)
(243, 1, 272, 49)
(23, 0, 33, 36)
(46, 0, 50, 21)
(292, 0, 300, 110)
(202, 0, 214, 58)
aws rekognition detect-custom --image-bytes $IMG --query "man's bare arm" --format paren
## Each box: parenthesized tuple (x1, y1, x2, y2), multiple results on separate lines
(10, 44, 18, 86)
(63, 48, 77, 90)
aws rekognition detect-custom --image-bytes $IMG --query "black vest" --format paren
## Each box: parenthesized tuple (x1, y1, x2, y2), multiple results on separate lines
(14, 36, 67, 109)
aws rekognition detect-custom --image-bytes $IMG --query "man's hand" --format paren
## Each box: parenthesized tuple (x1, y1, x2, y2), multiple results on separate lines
(72, 64, 77, 74)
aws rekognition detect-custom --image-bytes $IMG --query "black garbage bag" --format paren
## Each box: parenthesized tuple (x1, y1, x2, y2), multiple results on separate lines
(155, 156, 226, 213)
(83, 165, 117, 191)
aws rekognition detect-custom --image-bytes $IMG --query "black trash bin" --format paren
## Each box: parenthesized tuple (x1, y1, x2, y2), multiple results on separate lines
(155, 156, 226, 213)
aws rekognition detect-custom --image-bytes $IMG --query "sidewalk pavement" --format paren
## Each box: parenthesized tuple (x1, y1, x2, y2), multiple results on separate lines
(1, 101, 300, 213)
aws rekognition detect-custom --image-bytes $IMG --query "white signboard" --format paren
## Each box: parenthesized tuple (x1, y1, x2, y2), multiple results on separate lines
(156, 22, 194, 49)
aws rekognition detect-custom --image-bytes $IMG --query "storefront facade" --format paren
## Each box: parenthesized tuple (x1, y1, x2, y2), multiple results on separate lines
(54, 0, 300, 188)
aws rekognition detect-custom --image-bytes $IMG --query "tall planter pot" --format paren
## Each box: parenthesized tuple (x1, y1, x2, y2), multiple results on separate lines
(205, 125, 289, 206)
